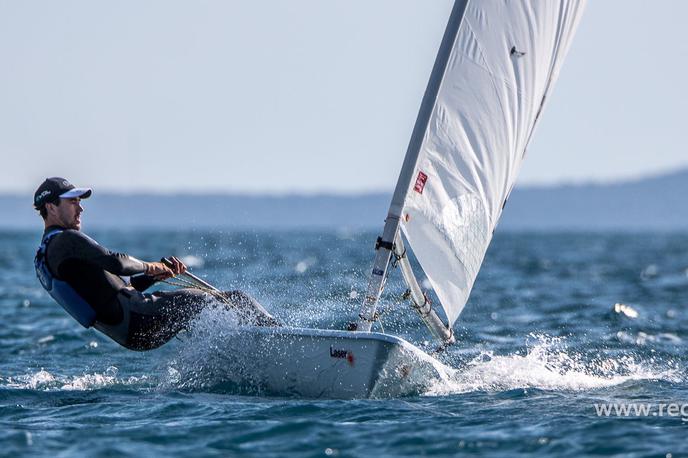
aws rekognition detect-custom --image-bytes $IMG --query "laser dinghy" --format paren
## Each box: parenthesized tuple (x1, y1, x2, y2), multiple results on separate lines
(200, 0, 587, 398)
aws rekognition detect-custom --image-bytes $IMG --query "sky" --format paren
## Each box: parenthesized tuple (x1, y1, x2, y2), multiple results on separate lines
(1, 0, 686, 194)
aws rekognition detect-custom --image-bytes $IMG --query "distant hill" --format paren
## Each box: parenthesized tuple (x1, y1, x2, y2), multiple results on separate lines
(2, 169, 686, 231)
(500, 168, 687, 231)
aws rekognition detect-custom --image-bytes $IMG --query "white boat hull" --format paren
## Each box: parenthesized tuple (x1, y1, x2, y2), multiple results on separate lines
(187, 327, 450, 398)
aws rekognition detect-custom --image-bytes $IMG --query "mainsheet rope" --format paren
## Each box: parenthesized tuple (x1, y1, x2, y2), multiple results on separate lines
(160, 273, 232, 305)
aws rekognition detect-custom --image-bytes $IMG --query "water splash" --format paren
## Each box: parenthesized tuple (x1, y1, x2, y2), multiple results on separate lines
(616, 331, 682, 346)
(295, 257, 317, 274)
(640, 264, 659, 280)
(161, 307, 247, 392)
(613, 303, 639, 319)
(427, 335, 683, 396)
(180, 255, 205, 268)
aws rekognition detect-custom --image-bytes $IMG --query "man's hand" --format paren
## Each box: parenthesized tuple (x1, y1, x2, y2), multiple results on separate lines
(165, 256, 187, 276)
(145, 262, 175, 280)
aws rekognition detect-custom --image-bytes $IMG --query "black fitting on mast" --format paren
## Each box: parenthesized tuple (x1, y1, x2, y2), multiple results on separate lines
(375, 236, 395, 251)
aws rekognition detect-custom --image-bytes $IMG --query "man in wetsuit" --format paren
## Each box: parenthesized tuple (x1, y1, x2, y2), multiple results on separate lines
(33, 177, 278, 351)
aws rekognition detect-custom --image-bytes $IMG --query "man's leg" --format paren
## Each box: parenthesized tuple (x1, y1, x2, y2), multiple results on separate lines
(153, 288, 280, 327)
(96, 287, 280, 351)
(123, 288, 212, 351)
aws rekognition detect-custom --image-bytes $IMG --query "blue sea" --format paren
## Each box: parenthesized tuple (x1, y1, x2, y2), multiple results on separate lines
(1, 229, 687, 457)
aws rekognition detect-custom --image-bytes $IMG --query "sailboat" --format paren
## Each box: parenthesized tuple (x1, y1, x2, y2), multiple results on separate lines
(220, 0, 587, 398)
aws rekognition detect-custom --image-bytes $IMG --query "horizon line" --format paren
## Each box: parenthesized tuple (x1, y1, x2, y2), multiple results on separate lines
(2, 165, 686, 197)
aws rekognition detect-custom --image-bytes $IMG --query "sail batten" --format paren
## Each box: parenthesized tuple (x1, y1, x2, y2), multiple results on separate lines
(400, 0, 587, 327)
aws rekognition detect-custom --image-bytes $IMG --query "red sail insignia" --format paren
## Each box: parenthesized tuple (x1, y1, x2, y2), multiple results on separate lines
(413, 171, 428, 194)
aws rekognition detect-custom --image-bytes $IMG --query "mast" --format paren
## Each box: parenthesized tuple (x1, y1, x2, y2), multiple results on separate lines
(357, 0, 470, 334)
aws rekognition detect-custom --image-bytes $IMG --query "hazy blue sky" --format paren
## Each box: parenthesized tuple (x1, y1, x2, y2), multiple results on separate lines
(1, 0, 686, 194)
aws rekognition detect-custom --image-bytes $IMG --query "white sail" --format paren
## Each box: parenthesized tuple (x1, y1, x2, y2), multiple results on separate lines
(400, 0, 586, 327)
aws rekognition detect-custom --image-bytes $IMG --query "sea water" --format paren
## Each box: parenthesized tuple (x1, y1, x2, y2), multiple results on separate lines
(1, 229, 686, 457)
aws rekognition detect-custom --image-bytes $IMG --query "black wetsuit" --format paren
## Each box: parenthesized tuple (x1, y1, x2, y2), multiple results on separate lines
(42, 226, 275, 350)
(42, 226, 148, 324)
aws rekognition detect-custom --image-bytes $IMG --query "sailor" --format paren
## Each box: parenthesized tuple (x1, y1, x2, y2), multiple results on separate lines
(33, 177, 278, 351)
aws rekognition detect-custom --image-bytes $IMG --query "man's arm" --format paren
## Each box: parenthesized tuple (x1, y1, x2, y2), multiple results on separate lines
(50, 230, 173, 278)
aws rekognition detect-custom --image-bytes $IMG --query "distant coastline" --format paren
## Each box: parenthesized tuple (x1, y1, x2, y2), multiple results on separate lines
(3, 168, 686, 231)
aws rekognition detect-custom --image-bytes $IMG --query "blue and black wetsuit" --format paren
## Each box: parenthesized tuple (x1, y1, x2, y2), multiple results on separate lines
(38, 226, 273, 350)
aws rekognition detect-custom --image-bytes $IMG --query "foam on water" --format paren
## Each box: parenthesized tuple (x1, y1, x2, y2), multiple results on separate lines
(2, 366, 148, 391)
(427, 335, 683, 396)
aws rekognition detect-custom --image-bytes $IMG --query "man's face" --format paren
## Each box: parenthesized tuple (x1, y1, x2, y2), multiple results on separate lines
(47, 197, 83, 230)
